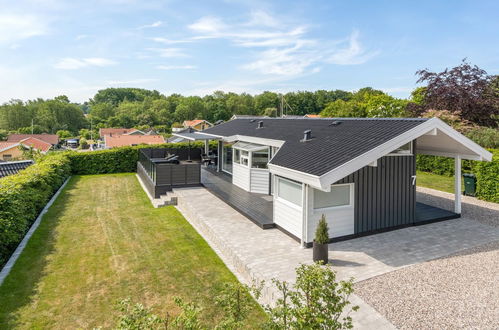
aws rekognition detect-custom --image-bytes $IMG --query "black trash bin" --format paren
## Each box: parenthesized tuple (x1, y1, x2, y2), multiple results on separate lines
(463, 173, 477, 197)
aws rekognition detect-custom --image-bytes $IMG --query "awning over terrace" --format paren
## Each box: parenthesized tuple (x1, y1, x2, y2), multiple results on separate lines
(172, 131, 220, 141)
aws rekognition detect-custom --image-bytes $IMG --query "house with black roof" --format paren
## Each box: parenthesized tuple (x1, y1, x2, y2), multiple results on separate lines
(172, 117, 492, 246)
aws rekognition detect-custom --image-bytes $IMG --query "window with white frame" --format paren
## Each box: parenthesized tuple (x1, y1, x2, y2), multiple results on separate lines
(251, 148, 269, 168)
(233, 148, 240, 164)
(313, 184, 351, 210)
(277, 177, 302, 207)
(388, 142, 412, 156)
(240, 150, 249, 166)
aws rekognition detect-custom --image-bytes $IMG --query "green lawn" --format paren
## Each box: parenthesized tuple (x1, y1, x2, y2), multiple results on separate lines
(416, 170, 463, 194)
(0, 174, 265, 329)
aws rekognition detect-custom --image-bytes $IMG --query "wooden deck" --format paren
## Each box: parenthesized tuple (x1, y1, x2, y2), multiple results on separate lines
(415, 202, 460, 224)
(201, 168, 275, 229)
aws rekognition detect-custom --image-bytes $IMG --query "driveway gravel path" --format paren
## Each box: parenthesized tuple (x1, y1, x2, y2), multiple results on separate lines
(355, 240, 499, 329)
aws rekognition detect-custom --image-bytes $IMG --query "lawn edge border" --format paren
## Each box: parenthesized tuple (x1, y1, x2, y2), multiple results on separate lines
(0, 176, 72, 286)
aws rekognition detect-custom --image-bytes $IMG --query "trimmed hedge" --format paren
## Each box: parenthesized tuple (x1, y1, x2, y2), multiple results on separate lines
(0, 153, 71, 267)
(417, 149, 498, 203)
(69, 142, 208, 175)
(475, 149, 499, 203)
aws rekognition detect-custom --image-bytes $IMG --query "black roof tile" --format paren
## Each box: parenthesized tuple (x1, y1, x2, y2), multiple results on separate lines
(0, 160, 34, 178)
(202, 118, 428, 176)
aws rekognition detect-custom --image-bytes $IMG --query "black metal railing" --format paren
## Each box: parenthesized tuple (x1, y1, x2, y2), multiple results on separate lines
(137, 148, 202, 198)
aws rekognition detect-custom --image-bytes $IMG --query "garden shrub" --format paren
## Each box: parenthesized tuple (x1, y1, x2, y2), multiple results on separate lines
(475, 149, 499, 203)
(68, 142, 209, 175)
(417, 149, 498, 203)
(0, 153, 71, 267)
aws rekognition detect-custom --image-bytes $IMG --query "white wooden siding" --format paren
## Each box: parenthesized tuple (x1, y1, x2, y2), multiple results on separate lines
(232, 163, 250, 191)
(274, 197, 303, 238)
(250, 169, 269, 194)
(306, 184, 355, 242)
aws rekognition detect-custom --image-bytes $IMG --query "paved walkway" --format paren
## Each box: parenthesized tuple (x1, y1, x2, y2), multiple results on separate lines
(173, 186, 499, 329)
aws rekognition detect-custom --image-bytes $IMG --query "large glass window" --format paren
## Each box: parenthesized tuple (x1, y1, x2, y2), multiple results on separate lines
(314, 184, 351, 209)
(222, 142, 233, 174)
(252, 148, 269, 169)
(277, 177, 302, 207)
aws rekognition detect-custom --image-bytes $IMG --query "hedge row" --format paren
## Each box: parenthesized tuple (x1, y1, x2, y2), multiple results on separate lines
(475, 149, 499, 203)
(416, 149, 498, 203)
(68, 142, 208, 175)
(0, 153, 72, 267)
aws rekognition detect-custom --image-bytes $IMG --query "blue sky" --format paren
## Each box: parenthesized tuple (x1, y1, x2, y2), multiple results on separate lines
(1, 0, 498, 103)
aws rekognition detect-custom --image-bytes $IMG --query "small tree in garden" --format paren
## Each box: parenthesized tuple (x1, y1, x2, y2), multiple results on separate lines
(264, 263, 359, 329)
(315, 215, 329, 244)
(214, 281, 262, 329)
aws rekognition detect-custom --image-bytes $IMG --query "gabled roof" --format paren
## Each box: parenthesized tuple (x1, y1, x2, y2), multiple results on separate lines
(7, 134, 59, 145)
(0, 160, 34, 178)
(201, 117, 492, 190)
(104, 134, 165, 148)
(0, 142, 19, 152)
(99, 128, 136, 137)
(19, 137, 52, 153)
(183, 119, 213, 128)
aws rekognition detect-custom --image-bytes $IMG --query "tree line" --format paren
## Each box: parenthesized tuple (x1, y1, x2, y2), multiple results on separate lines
(0, 60, 497, 142)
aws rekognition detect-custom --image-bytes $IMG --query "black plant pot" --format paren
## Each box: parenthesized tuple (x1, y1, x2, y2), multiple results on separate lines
(313, 241, 329, 264)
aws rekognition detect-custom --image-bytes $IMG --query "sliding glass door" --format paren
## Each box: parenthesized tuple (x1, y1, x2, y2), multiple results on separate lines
(222, 142, 233, 174)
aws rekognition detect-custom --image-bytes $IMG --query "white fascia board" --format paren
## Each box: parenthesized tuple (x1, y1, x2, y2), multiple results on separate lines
(172, 133, 196, 141)
(268, 163, 322, 189)
(196, 132, 226, 139)
(318, 118, 492, 189)
(431, 118, 492, 161)
(318, 119, 438, 189)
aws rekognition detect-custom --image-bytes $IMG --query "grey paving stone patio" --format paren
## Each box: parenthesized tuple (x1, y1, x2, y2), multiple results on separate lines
(173, 186, 499, 329)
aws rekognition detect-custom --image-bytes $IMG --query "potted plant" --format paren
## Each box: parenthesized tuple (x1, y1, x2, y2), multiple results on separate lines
(313, 214, 329, 264)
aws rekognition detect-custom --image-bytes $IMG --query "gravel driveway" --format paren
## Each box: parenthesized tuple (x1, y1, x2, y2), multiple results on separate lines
(355, 240, 499, 329)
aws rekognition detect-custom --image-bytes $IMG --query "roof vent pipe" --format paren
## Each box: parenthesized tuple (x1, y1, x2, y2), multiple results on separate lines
(302, 129, 312, 141)
(257, 121, 263, 128)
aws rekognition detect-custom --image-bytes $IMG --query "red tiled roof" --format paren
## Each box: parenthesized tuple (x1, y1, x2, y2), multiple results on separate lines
(104, 135, 165, 148)
(99, 128, 135, 137)
(304, 114, 320, 118)
(20, 137, 52, 152)
(0, 142, 19, 152)
(183, 119, 210, 127)
(7, 134, 59, 145)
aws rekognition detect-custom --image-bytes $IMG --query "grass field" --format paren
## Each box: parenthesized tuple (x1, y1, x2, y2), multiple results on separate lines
(416, 170, 462, 194)
(0, 174, 264, 329)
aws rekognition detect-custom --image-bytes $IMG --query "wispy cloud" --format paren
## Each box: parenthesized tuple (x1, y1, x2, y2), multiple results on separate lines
(156, 65, 196, 70)
(149, 37, 193, 44)
(326, 31, 379, 65)
(54, 57, 117, 70)
(0, 13, 48, 44)
(187, 12, 378, 76)
(106, 78, 158, 84)
(146, 47, 188, 58)
(137, 20, 164, 29)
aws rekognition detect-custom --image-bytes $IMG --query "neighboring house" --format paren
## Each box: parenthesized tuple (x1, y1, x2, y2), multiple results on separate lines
(167, 127, 198, 143)
(304, 114, 320, 118)
(0, 137, 52, 161)
(99, 128, 145, 138)
(0, 160, 34, 178)
(183, 120, 213, 131)
(104, 134, 165, 148)
(7, 134, 59, 146)
(179, 117, 491, 246)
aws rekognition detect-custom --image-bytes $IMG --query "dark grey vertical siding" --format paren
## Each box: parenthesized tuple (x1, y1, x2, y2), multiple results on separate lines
(335, 151, 416, 234)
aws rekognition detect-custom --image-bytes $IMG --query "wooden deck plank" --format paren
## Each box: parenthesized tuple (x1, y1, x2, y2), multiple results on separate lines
(201, 168, 275, 229)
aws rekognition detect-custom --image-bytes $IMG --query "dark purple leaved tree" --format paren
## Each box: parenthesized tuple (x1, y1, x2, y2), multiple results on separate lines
(412, 60, 498, 127)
